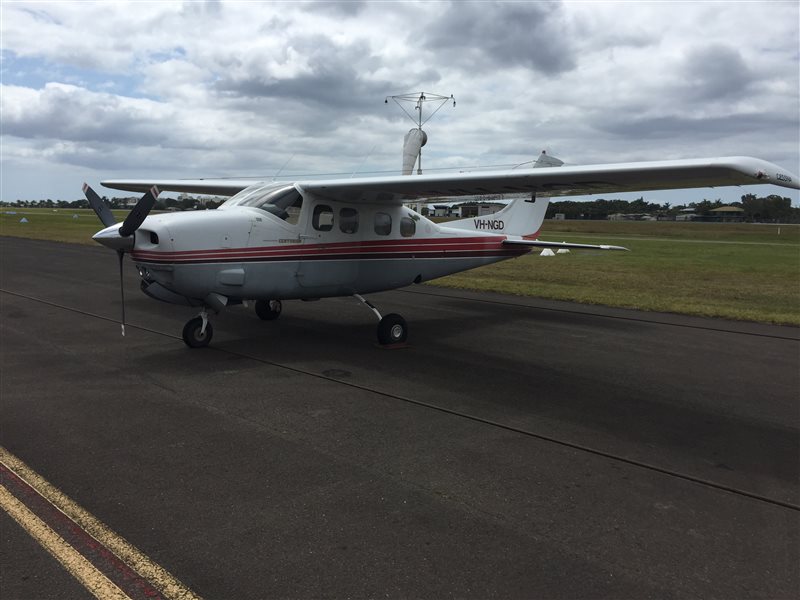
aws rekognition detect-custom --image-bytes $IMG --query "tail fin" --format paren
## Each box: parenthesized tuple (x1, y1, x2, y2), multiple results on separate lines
(443, 151, 561, 238)
(444, 195, 550, 238)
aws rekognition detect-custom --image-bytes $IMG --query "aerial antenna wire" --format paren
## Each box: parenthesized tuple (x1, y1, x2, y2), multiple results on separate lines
(351, 145, 377, 178)
(272, 154, 295, 180)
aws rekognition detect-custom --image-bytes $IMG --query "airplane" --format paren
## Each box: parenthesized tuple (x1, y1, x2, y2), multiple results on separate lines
(83, 153, 798, 348)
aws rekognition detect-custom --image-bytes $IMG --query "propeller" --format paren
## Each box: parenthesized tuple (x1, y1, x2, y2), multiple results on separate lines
(119, 186, 159, 237)
(82, 183, 115, 227)
(83, 184, 160, 336)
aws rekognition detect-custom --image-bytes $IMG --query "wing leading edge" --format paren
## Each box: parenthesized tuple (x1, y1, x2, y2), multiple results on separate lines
(101, 156, 798, 202)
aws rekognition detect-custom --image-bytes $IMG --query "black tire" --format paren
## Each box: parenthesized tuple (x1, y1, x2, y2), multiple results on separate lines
(377, 313, 407, 345)
(255, 299, 282, 321)
(182, 317, 213, 348)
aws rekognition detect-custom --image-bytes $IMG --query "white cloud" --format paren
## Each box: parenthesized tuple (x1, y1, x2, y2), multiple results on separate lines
(0, 0, 797, 205)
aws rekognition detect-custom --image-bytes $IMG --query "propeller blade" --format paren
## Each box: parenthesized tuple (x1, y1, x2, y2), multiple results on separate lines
(117, 250, 126, 336)
(82, 183, 116, 228)
(119, 185, 159, 237)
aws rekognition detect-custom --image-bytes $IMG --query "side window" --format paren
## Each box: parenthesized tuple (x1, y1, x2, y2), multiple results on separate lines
(400, 216, 416, 237)
(312, 205, 333, 231)
(374, 212, 392, 236)
(339, 208, 359, 234)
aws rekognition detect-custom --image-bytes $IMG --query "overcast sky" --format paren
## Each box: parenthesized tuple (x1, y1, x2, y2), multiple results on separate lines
(2, 0, 798, 206)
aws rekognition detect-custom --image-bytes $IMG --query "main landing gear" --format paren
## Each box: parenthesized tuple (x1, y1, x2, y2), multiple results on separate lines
(354, 294, 408, 346)
(253, 295, 407, 346)
(255, 299, 282, 321)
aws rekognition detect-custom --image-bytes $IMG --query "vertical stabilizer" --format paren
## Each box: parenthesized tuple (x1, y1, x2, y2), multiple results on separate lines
(442, 151, 562, 238)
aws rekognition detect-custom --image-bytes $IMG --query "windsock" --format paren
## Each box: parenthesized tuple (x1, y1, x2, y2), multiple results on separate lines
(402, 128, 428, 175)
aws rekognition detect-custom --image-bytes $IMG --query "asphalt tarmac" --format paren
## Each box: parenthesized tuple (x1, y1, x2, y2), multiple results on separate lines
(1, 236, 798, 599)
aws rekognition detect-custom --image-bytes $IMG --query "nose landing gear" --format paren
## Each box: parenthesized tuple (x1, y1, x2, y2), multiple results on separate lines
(182, 309, 213, 348)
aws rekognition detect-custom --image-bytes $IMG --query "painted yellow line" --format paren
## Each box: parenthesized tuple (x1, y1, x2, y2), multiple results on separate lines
(0, 447, 202, 600)
(0, 484, 131, 600)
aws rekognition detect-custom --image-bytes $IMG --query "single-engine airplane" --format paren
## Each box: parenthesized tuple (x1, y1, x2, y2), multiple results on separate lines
(84, 153, 798, 348)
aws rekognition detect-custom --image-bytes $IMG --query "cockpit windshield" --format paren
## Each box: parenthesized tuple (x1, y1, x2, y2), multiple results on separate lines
(219, 183, 303, 225)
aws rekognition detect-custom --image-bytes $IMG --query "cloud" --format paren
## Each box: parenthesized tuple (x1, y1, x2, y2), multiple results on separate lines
(215, 35, 392, 113)
(678, 44, 758, 102)
(307, 1, 367, 17)
(422, 1, 576, 75)
(0, 0, 797, 204)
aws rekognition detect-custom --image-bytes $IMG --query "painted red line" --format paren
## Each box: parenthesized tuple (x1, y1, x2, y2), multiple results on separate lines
(130, 236, 509, 260)
(132, 249, 529, 266)
(0, 463, 163, 600)
(132, 249, 517, 262)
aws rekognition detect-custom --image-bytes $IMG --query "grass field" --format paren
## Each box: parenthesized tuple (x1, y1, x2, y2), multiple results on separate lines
(434, 219, 799, 325)
(0, 208, 140, 245)
(2, 208, 798, 325)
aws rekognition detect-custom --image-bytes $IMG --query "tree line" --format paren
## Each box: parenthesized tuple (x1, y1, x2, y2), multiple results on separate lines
(545, 194, 799, 223)
(3, 193, 798, 223)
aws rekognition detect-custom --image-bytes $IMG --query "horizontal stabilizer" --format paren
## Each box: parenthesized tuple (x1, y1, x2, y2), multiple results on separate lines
(503, 239, 629, 251)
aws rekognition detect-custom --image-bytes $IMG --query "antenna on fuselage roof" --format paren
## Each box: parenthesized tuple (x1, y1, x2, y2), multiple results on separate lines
(385, 91, 456, 176)
(512, 150, 565, 170)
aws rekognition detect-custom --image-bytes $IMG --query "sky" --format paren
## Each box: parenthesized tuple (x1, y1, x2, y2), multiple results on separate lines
(1, 0, 798, 206)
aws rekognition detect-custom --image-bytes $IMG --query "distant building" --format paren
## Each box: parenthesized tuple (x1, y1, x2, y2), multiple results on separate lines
(459, 204, 504, 218)
(675, 206, 745, 222)
(608, 213, 657, 221)
(709, 206, 745, 222)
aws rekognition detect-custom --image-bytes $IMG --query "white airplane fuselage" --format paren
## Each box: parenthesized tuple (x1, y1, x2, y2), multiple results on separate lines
(128, 199, 527, 307)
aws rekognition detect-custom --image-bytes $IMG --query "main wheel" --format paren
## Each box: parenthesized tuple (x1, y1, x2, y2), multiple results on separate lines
(182, 317, 213, 348)
(377, 313, 407, 345)
(255, 299, 282, 321)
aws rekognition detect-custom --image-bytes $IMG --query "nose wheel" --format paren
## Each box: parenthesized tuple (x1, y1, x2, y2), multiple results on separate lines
(182, 311, 213, 348)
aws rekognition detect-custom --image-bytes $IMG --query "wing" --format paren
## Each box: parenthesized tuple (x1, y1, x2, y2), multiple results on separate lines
(299, 156, 798, 203)
(100, 156, 798, 202)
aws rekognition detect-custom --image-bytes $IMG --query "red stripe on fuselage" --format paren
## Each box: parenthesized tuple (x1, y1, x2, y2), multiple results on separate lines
(131, 236, 522, 264)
